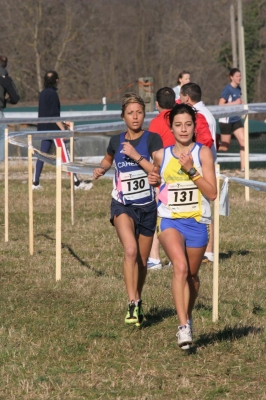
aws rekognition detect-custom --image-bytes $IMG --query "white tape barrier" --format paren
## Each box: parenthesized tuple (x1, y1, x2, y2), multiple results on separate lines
(219, 175, 266, 216)
(2, 103, 265, 131)
(217, 153, 266, 162)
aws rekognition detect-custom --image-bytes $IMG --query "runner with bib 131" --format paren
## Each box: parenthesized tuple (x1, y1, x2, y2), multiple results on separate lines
(148, 103, 217, 349)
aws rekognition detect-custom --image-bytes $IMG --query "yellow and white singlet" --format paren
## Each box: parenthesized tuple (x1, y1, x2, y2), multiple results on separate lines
(157, 144, 211, 224)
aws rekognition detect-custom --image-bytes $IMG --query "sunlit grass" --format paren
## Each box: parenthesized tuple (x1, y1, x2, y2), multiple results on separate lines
(0, 163, 266, 399)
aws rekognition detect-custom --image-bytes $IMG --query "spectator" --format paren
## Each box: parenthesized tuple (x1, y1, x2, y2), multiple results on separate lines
(33, 70, 92, 190)
(172, 70, 190, 101)
(218, 68, 245, 171)
(0, 55, 20, 161)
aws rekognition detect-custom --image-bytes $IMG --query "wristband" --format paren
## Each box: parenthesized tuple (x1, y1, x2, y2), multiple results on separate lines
(136, 156, 144, 164)
(191, 174, 201, 182)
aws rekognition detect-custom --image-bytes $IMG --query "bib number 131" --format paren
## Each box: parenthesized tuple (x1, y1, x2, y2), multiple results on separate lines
(168, 181, 199, 211)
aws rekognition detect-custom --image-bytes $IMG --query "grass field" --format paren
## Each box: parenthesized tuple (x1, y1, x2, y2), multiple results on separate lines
(1, 163, 266, 399)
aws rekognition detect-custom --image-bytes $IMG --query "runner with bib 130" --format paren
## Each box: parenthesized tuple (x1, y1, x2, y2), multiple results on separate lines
(93, 93, 163, 327)
(148, 103, 217, 349)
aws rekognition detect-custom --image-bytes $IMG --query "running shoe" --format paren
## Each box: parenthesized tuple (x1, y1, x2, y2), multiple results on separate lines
(135, 300, 144, 327)
(32, 184, 43, 190)
(180, 318, 193, 350)
(147, 261, 162, 270)
(125, 301, 138, 324)
(75, 181, 93, 191)
(176, 324, 192, 348)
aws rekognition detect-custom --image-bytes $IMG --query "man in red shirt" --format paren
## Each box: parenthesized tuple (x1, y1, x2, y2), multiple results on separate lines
(149, 87, 176, 148)
(147, 87, 176, 270)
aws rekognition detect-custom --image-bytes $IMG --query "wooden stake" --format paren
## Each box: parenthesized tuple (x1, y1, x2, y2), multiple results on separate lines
(244, 105, 250, 201)
(28, 135, 34, 255)
(230, 4, 238, 67)
(4, 128, 9, 242)
(69, 122, 75, 225)
(56, 146, 62, 281)
(212, 164, 220, 322)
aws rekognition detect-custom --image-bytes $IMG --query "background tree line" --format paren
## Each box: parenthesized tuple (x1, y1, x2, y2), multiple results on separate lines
(1, 0, 266, 106)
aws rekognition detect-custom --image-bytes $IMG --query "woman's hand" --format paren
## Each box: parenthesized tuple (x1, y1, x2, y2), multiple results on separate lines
(178, 152, 193, 173)
(93, 168, 105, 180)
(148, 166, 161, 187)
(121, 141, 140, 162)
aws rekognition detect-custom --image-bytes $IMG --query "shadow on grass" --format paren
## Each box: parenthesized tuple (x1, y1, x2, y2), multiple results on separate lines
(180, 324, 264, 355)
(37, 233, 104, 277)
(195, 324, 263, 348)
(219, 250, 250, 260)
(144, 306, 176, 327)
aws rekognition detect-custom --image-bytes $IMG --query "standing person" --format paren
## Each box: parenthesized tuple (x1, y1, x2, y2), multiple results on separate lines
(33, 70, 92, 190)
(218, 68, 245, 171)
(180, 82, 217, 263)
(147, 87, 176, 270)
(180, 82, 217, 159)
(172, 70, 190, 102)
(93, 93, 163, 327)
(0, 55, 20, 161)
(148, 104, 217, 349)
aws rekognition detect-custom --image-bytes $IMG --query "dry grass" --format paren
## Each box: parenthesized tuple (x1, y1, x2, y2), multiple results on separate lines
(0, 162, 266, 399)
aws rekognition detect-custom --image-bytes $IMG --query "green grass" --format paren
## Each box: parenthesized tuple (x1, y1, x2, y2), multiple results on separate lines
(1, 164, 266, 399)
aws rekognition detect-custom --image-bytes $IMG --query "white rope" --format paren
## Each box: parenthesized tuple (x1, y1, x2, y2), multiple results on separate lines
(218, 173, 266, 217)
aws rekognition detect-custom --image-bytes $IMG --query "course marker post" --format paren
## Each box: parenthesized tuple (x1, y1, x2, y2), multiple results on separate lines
(244, 104, 249, 201)
(69, 122, 75, 225)
(213, 164, 220, 322)
(56, 146, 62, 281)
(28, 135, 34, 255)
(4, 128, 9, 242)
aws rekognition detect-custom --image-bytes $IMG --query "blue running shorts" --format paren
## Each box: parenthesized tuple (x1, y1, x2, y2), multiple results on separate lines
(157, 217, 209, 248)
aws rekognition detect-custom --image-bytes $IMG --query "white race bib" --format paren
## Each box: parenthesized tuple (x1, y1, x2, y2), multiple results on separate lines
(167, 181, 199, 212)
(120, 170, 150, 200)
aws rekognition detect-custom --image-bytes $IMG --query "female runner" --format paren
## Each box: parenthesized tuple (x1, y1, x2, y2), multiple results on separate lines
(148, 104, 217, 348)
(93, 93, 163, 327)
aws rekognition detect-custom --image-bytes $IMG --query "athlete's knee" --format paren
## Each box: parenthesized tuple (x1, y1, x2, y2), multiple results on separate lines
(124, 245, 138, 261)
(173, 260, 188, 278)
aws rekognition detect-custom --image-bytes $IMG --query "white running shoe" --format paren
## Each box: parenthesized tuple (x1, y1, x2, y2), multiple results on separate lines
(75, 181, 93, 191)
(32, 184, 43, 190)
(180, 318, 193, 350)
(147, 261, 162, 270)
(176, 324, 192, 348)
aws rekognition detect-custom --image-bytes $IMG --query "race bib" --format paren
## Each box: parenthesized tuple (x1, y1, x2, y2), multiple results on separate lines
(120, 170, 150, 200)
(167, 181, 199, 212)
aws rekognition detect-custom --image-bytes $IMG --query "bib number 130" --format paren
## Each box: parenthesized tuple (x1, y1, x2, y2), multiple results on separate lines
(120, 170, 150, 200)
(127, 178, 146, 192)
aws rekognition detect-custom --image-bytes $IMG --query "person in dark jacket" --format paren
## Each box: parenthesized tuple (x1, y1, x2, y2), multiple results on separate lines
(0, 55, 20, 161)
(33, 70, 92, 190)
